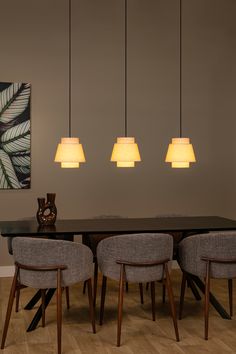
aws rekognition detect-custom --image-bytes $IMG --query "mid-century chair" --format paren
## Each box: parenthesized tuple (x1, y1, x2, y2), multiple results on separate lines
(97, 233, 179, 346)
(82, 215, 144, 305)
(178, 231, 236, 339)
(7, 236, 70, 312)
(1, 237, 96, 354)
(82, 229, 118, 305)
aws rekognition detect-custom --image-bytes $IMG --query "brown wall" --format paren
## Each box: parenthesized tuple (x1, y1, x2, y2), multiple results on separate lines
(1, 0, 236, 266)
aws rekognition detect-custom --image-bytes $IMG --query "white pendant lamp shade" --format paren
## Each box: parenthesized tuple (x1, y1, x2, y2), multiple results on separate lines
(54, 0, 86, 169)
(54, 137, 85, 168)
(165, 0, 196, 169)
(111, 0, 141, 168)
(165, 137, 196, 168)
(111, 137, 141, 167)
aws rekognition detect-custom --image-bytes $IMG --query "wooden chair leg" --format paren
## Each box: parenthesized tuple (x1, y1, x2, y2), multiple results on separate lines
(41, 289, 46, 327)
(15, 284, 20, 312)
(150, 281, 156, 321)
(126, 282, 128, 292)
(139, 283, 144, 304)
(87, 278, 96, 333)
(99, 275, 107, 325)
(228, 279, 233, 317)
(93, 261, 98, 307)
(65, 287, 70, 309)
(179, 271, 187, 320)
(57, 270, 62, 354)
(1, 266, 19, 349)
(165, 264, 180, 342)
(205, 261, 210, 340)
(146, 282, 149, 291)
(15, 284, 27, 312)
(83, 280, 87, 294)
(117, 264, 125, 347)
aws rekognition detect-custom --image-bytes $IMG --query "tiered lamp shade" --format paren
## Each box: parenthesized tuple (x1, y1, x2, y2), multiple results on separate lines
(111, 137, 141, 167)
(54, 137, 86, 168)
(165, 137, 196, 168)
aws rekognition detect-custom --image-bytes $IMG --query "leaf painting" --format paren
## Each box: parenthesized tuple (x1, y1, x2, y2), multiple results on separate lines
(0, 82, 31, 189)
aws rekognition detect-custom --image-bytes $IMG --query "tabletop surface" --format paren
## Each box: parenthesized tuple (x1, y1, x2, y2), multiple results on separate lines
(1, 216, 236, 237)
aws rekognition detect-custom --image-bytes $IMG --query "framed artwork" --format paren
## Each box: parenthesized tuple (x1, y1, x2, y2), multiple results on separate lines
(0, 82, 31, 189)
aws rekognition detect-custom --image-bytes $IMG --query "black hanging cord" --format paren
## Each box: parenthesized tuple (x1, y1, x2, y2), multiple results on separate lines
(124, 0, 128, 136)
(179, 0, 182, 137)
(68, 0, 72, 137)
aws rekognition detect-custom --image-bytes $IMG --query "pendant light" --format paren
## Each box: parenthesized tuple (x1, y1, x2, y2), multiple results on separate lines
(165, 0, 196, 168)
(54, 0, 85, 168)
(111, 0, 141, 168)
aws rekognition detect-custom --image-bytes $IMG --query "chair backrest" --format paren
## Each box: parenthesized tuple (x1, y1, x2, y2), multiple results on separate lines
(178, 231, 236, 278)
(12, 237, 93, 289)
(97, 233, 173, 283)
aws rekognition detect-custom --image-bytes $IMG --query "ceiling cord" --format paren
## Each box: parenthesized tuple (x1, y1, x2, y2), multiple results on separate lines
(179, 0, 182, 137)
(124, 0, 128, 137)
(68, 0, 72, 137)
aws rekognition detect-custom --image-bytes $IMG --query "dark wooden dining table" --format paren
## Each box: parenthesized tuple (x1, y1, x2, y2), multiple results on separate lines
(1, 215, 236, 331)
(1, 215, 236, 237)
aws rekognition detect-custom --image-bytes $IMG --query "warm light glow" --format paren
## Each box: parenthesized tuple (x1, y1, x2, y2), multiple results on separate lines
(165, 137, 196, 168)
(117, 161, 135, 167)
(54, 137, 85, 168)
(172, 161, 189, 168)
(111, 137, 141, 168)
(61, 162, 80, 168)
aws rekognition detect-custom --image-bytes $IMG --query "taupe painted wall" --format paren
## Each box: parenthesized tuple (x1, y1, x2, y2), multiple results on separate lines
(0, 0, 236, 266)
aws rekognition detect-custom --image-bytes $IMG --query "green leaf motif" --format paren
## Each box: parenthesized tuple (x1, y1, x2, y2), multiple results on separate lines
(12, 154, 30, 167)
(0, 149, 21, 188)
(11, 150, 30, 157)
(0, 83, 30, 124)
(14, 166, 30, 174)
(1, 120, 30, 154)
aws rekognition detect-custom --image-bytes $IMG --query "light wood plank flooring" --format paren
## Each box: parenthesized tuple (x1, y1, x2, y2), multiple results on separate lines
(0, 270, 236, 354)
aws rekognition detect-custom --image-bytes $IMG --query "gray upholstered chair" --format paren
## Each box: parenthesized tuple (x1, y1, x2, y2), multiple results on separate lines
(97, 233, 179, 346)
(7, 236, 70, 313)
(145, 214, 186, 300)
(1, 237, 96, 354)
(7, 236, 29, 312)
(178, 231, 236, 339)
(82, 215, 121, 305)
(82, 215, 144, 305)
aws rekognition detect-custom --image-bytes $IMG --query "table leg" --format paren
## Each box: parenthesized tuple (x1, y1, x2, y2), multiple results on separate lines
(186, 275, 201, 301)
(190, 274, 231, 320)
(26, 289, 56, 332)
(24, 290, 42, 310)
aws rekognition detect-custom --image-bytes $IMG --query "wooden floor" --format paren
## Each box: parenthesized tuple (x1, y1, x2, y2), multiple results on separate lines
(0, 270, 236, 354)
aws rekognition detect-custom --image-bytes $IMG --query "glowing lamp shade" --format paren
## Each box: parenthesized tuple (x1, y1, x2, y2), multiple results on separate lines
(111, 137, 141, 168)
(54, 137, 85, 168)
(165, 137, 196, 168)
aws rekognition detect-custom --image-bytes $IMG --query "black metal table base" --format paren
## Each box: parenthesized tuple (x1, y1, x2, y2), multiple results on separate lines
(190, 274, 231, 320)
(187, 276, 202, 301)
(24, 275, 231, 332)
(24, 290, 42, 310)
(26, 289, 56, 332)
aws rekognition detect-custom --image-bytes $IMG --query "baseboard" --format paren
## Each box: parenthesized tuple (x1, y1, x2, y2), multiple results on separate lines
(0, 266, 14, 277)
